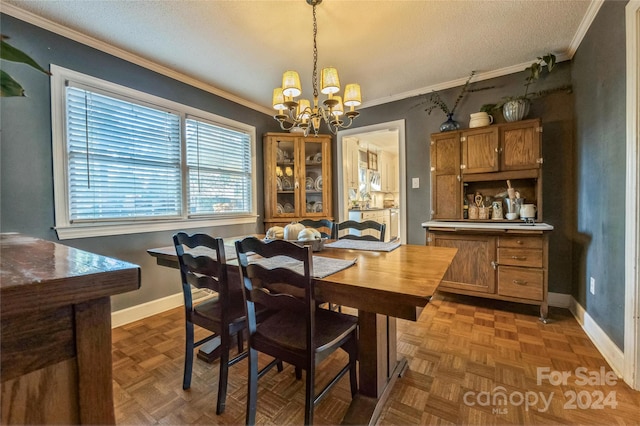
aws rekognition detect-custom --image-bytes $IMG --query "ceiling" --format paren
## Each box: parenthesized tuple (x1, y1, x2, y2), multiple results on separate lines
(4, 0, 596, 115)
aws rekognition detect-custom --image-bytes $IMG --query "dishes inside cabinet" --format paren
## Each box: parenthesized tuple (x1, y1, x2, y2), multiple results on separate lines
(314, 202, 323, 212)
(276, 203, 284, 214)
(305, 177, 315, 190)
(315, 176, 323, 191)
(276, 148, 284, 163)
(276, 176, 282, 191)
(306, 203, 313, 213)
(314, 152, 322, 163)
(283, 202, 294, 213)
(281, 176, 292, 190)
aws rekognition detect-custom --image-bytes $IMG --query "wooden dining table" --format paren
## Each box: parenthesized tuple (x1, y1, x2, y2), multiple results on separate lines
(147, 237, 456, 425)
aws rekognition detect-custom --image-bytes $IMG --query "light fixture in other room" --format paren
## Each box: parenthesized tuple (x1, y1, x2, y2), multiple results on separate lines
(271, 0, 362, 137)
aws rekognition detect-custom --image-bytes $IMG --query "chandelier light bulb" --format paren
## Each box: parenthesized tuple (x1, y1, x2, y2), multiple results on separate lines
(320, 67, 340, 95)
(272, 88, 286, 110)
(343, 83, 362, 107)
(282, 71, 302, 98)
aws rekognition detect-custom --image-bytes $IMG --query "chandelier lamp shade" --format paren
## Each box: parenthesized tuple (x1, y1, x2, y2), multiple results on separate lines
(272, 0, 362, 136)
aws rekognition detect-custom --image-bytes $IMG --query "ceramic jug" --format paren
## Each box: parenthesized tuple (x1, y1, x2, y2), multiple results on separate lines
(520, 204, 537, 219)
(469, 112, 494, 128)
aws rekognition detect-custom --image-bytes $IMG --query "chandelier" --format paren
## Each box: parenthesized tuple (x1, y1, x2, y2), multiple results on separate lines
(271, 0, 362, 136)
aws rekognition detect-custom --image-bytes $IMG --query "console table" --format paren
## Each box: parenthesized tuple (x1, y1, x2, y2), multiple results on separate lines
(1, 234, 140, 424)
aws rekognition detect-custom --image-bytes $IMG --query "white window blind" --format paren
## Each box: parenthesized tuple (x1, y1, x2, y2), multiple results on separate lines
(66, 86, 182, 221)
(51, 65, 257, 239)
(185, 118, 252, 215)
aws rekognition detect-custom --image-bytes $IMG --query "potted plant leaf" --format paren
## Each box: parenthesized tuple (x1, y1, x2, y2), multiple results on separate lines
(1, 34, 51, 97)
(482, 53, 571, 122)
(424, 71, 476, 132)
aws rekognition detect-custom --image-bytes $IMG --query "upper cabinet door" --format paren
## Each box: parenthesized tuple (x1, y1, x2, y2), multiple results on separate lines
(500, 120, 542, 171)
(461, 127, 500, 174)
(430, 132, 461, 219)
(302, 136, 331, 217)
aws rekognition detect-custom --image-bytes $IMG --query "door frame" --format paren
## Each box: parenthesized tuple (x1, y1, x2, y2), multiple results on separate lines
(624, 0, 640, 391)
(337, 120, 407, 243)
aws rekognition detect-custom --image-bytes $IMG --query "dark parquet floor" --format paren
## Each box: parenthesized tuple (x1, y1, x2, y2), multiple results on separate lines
(112, 292, 640, 425)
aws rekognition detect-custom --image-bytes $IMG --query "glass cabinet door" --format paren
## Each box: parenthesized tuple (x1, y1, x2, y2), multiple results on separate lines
(274, 138, 297, 219)
(302, 138, 327, 216)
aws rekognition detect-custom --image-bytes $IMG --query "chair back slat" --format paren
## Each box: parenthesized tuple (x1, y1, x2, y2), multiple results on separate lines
(173, 232, 228, 311)
(299, 219, 336, 239)
(235, 236, 315, 340)
(336, 220, 386, 241)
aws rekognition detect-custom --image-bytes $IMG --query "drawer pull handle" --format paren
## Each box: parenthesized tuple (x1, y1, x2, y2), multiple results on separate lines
(513, 280, 527, 285)
(511, 256, 527, 260)
(516, 240, 523, 245)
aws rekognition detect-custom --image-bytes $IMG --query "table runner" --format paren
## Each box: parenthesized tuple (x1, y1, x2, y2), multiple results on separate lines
(324, 239, 401, 252)
(249, 255, 357, 279)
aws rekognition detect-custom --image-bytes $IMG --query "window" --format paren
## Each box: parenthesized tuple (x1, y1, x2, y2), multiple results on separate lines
(51, 65, 257, 239)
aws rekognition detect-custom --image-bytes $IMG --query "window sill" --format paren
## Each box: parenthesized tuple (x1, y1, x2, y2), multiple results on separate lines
(55, 215, 259, 240)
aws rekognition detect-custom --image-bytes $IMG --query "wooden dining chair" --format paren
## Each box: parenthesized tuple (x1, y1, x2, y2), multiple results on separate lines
(298, 218, 336, 239)
(335, 219, 386, 241)
(173, 232, 280, 415)
(235, 237, 358, 425)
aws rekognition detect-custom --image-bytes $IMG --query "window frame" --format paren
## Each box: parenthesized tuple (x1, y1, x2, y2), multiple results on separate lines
(51, 65, 258, 240)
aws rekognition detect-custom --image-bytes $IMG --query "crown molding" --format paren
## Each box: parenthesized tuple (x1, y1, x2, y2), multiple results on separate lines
(1, 2, 273, 116)
(567, 0, 605, 59)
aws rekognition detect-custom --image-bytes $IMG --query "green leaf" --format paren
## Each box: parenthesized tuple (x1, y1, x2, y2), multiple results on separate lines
(1, 69, 26, 97)
(544, 54, 556, 72)
(530, 63, 541, 80)
(1, 36, 51, 75)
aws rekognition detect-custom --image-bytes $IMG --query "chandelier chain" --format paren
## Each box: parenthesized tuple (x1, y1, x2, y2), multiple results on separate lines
(312, 4, 318, 99)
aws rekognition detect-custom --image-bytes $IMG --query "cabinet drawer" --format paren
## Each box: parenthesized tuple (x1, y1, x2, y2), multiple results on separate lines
(362, 211, 379, 220)
(498, 248, 542, 268)
(498, 236, 543, 249)
(498, 266, 543, 301)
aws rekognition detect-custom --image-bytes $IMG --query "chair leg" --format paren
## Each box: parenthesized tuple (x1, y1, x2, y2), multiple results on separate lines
(237, 330, 244, 353)
(216, 330, 231, 415)
(246, 348, 259, 426)
(347, 335, 358, 397)
(183, 321, 194, 390)
(304, 366, 314, 425)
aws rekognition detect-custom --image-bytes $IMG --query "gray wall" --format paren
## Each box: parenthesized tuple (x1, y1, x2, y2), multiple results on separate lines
(571, 0, 627, 349)
(0, 14, 279, 311)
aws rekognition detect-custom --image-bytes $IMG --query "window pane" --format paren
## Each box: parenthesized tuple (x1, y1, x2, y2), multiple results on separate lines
(185, 119, 252, 214)
(66, 86, 182, 221)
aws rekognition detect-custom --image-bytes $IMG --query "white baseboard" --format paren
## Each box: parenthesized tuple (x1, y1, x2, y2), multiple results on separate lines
(569, 296, 624, 377)
(111, 292, 183, 328)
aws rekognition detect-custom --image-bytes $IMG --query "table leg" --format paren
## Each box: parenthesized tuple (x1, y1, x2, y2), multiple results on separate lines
(343, 311, 405, 425)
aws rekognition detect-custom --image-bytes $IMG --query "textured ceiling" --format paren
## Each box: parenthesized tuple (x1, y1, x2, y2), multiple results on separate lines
(3, 0, 595, 114)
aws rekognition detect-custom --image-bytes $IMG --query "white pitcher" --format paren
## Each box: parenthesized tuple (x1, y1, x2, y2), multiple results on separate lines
(469, 112, 494, 128)
(520, 204, 537, 219)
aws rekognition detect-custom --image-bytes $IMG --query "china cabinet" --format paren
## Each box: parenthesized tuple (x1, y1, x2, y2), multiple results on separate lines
(263, 133, 333, 228)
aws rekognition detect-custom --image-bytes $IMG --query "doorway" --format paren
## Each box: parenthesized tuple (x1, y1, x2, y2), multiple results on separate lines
(337, 120, 407, 243)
